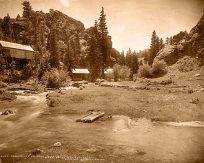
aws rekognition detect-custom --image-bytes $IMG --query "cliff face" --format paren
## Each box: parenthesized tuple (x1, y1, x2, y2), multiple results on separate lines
(11, 10, 85, 45)
(0, 9, 117, 68)
(155, 13, 204, 65)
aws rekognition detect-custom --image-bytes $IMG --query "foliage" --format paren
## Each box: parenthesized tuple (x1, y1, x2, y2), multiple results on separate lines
(44, 68, 69, 88)
(138, 64, 152, 78)
(22, 1, 33, 18)
(138, 60, 167, 78)
(1, 14, 12, 40)
(149, 30, 164, 65)
(177, 56, 200, 72)
(113, 64, 131, 81)
(21, 62, 32, 79)
(98, 7, 111, 78)
(151, 60, 167, 77)
(87, 24, 102, 81)
(48, 29, 60, 68)
(130, 52, 139, 79)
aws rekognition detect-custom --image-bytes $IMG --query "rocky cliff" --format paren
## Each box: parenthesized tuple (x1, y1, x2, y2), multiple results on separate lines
(0, 9, 118, 69)
(155, 13, 204, 66)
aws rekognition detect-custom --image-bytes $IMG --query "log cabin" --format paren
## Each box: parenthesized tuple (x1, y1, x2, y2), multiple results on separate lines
(72, 68, 90, 81)
(0, 40, 34, 70)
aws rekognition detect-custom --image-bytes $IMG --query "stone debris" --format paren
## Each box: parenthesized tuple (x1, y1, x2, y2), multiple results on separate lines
(194, 74, 200, 77)
(53, 142, 62, 147)
(188, 89, 194, 94)
(0, 110, 14, 116)
(31, 149, 43, 155)
(0, 81, 8, 88)
(0, 90, 17, 101)
(190, 98, 199, 104)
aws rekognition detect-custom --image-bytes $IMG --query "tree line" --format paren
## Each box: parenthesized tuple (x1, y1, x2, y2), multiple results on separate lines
(0, 1, 190, 82)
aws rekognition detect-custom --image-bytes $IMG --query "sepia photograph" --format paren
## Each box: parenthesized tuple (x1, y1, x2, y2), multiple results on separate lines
(0, 0, 204, 162)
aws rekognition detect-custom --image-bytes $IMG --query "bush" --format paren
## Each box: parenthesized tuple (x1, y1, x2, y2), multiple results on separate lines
(151, 60, 167, 77)
(44, 68, 69, 88)
(176, 56, 199, 72)
(113, 64, 131, 81)
(105, 71, 114, 81)
(138, 64, 152, 78)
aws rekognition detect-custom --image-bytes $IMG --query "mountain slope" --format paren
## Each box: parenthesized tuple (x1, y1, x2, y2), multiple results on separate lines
(155, 13, 204, 66)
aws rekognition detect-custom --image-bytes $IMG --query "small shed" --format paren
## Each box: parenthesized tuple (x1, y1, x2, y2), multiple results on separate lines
(105, 68, 113, 74)
(72, 68, 90, 81)
(0, 40, 34, 70)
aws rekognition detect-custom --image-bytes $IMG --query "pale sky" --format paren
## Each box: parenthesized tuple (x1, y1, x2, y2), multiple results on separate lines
(0, 0, 203, 52)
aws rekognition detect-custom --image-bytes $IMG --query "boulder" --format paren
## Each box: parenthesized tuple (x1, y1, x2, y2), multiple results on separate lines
(154, 45, 181, 65)
(0, 81, 8, 88)
(53, 142, 62, 147)
(190, 98, 199, 104)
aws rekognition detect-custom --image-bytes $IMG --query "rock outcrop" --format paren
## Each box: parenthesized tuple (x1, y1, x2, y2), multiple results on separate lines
(155, 13, 204, 65)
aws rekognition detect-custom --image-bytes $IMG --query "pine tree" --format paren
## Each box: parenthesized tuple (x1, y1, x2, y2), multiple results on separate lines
(143, 51, 149, 64)
(130, 52, 139, 79)
(64, 42, 75, 73)
(159, 38, 164, 50)
(125, 48, 132, 66)
(22, 1, 32, 18)
(72, 31, 81, 67)
(49, 29, 60, 68)
(165, 37, 170, 45)
(88, 35, 101, 81)
(98, 7, 108, 37)
(169, 37, 173, 45)
(120, 51, 125, 65)
(149, 30, 158, 65)
(98, 7, 110, 78)
(1, 14, 13, 40)
(87, 23, 102, 81)
(155, 36, 160, 54)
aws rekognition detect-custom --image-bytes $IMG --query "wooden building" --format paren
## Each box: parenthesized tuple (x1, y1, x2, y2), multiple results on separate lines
(0, 40, 34, 70)
(72, 68, 90, 81)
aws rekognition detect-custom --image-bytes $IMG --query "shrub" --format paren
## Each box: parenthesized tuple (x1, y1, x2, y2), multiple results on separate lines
(113, 64, 131, 81)
(151, 60, 167, 77)
(177, 56, 199, 72)
(44, 68, 69, 88)
(138, 64, 152, 78)
(105, 71, 114, 81)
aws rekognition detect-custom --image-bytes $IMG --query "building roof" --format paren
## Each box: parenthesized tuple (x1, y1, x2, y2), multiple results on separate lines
(72, 69, 90, 74)
(0, 40, 34, 52)
(105, 68, 113, 74)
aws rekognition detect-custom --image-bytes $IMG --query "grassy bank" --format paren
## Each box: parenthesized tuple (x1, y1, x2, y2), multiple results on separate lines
(47, 85, 204, 122)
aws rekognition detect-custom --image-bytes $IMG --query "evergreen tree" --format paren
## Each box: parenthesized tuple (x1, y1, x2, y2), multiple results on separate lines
(98, 7, 110, 78)
(143, 51, 149, 64)
(1, 14, 13, 40)
(64, 42, 75, 73)
(149, 30, 158, 65)
(169, 36, 173, 45)
(130, 52, 139, 79)
(155, 36, 160, 54)
(73, 30, 81, 66)
(125, 48, 132, 66)
(159, 38, 164, 50)
(22, 1, 32, 18)
(49, 29, 60, 68)
(87, 22, 102, 81)
(120, 50, 125, 65)
(165, 37, 170, 45)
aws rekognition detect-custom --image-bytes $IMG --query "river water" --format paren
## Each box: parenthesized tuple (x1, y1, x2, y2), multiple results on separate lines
(0, 91, 204, 162)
